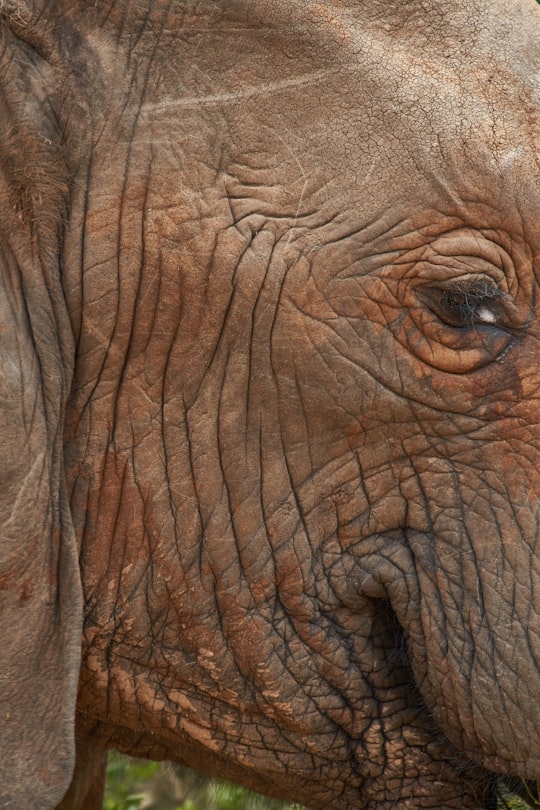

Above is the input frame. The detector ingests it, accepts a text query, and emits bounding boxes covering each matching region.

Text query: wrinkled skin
[1,0,540,808]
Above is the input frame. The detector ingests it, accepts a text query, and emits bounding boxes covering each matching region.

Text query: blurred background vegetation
[104,752,305,810]
[104,752,540,809]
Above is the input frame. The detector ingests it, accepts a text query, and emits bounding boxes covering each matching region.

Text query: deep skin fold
[0,1,540,809]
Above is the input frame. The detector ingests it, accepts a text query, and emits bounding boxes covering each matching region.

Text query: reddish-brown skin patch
[1,1,540,809]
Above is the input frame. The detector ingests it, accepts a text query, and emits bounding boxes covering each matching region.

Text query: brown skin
[0,0,540,808]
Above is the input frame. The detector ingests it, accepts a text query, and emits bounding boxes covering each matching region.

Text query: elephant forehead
[4,2,540,204]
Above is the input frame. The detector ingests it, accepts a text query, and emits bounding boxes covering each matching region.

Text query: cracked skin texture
[0,0,540,808]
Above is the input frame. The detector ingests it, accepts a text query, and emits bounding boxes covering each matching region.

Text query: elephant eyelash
[421,279,506,328]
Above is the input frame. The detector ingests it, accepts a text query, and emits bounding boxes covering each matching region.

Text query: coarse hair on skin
[0,119,69,236]
[0,15,70,253]
[0,0,58,64]
[0,0,32,27]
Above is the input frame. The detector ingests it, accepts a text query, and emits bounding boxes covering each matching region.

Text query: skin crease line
[140,68,343,113]
[1,1,540,808]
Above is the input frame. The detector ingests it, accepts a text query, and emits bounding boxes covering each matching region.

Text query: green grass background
[104,752,538,809]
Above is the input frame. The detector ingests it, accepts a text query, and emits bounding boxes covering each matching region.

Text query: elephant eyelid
[419,279,510,329]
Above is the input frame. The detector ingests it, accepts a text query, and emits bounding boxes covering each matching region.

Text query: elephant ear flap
[0,241,83,807]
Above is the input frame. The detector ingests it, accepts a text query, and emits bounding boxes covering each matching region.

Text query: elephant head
[1,0,540,808]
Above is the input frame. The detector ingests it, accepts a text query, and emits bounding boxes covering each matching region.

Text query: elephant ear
[0,15,83,808]
[0,211,83,806]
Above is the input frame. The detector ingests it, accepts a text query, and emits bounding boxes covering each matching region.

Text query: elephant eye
[421,279,507,328]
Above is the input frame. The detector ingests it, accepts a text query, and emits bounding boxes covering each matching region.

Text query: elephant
[0,0,540,807]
